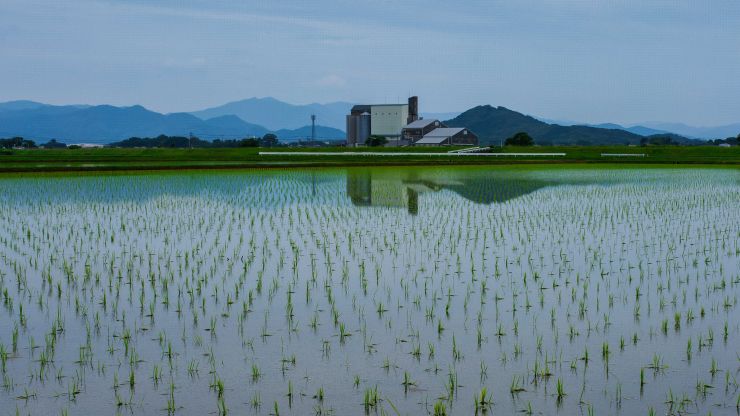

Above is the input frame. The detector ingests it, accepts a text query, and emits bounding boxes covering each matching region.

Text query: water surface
[0,166,738,415]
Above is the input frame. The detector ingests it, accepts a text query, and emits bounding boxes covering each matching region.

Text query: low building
[402,119,444,142]
[414,127,478,146]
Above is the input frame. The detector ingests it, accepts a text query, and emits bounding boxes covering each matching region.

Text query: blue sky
[1,0,739,125]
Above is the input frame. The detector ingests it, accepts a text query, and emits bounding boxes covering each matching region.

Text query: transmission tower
[311,114,316,141]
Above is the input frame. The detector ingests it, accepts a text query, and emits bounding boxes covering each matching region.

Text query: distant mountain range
[444,106,700,146]
[634,122,740,140]
[536,117,740,140]
[0,100,344,144]
[535,117,672,136]
[190,97,461,131]
[1,98,737,145]
[587,123,671,137]
[191,97,352,131]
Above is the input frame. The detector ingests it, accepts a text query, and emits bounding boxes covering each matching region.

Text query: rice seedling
[556,378,566,401]
[313,386,324,402]
[363,386,379,412]
[217,396,229,416]
[401,371,415,391]
[166,381,176,414]
[473,386,493,413]
[250,392,261,409]
[251,363,261,382]
[510,375,526,394]
[432,400,447,416]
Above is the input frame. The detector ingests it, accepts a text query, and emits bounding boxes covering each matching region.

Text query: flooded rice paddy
[0,166,738,416]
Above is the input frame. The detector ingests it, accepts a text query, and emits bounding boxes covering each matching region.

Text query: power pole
[189,132,193,149]
[311,115,316,142]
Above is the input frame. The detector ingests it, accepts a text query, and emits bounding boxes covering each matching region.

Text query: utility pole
[189,132,193,150]
[311,115,316,142]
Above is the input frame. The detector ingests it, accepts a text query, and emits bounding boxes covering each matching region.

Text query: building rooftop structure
[415,128,466,144]
[422,127,466,137]
[353,104,405,111]
[350,105,372,114]
[414,127,477,146]
[404,119,438,129]
[414,137,450,145]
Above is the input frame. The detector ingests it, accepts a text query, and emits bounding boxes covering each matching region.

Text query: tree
[0,137,36,149]
[239,138,260,147]
[365,135,388,147]
[641,135,678,146]
[505,132,534,146]
[41,139,67,149]
[260,133,279,148]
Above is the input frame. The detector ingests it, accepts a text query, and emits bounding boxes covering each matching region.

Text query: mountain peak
[446,105,648,146]
[0,100,48,112]
[190,97,351,130]
[206,114,244,122]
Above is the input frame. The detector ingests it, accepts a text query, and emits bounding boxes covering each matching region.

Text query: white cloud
[315,74,347,88]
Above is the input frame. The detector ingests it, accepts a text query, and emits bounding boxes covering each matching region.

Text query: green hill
[444,105,696,146]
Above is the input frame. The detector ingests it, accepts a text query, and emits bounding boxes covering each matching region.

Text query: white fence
[447,147,491,154]
[259,152,567,157]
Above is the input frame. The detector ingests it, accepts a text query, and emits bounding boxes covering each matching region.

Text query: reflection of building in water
[346,170,552,214]
[347,172,421,214]
[346,172,372,206]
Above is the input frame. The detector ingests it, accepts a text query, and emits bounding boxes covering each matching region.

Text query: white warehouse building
[370,104,409,140]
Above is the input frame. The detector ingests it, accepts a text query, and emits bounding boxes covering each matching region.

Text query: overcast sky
[1,0,739,125]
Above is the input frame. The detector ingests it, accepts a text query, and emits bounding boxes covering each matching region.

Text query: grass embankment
[0,145,738,172]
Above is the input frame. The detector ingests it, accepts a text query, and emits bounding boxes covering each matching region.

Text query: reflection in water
[346,169,552,214]
[347,171,424,214]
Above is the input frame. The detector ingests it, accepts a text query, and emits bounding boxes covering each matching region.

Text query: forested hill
[444,105,698,145]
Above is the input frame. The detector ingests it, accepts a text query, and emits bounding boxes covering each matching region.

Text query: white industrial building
[370,105,409,140]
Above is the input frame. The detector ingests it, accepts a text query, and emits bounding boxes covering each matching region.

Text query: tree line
[0,137,39,149]
[706,134,739,146]
[498,132,740,147]
[109,134,280,148]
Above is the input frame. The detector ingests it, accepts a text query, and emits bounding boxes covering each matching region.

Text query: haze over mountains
[633,122,740,140]
[538,118,740,140]
[191,98,462,132]
[191,97,351,131]
[0,100,345,144]
[0,97,735,145]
